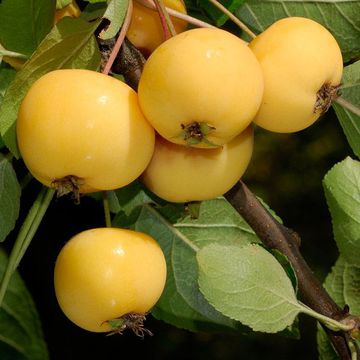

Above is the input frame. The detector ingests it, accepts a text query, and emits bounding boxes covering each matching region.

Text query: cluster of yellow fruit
[15,4,344,334]
[16,15,343,204]
[137,17,343,202]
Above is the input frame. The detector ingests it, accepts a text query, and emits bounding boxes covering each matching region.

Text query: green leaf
[199,0,245,27]
[343,263,360,314]
[112,181,159,228]
[270,249,298,293]
[172,197,260,245]
[324,257,347,307]
[80,2,107,22]
[323,157,360,266]
[317,324,339,360]
[324,257,360,314]
[0,0,55,57]
[333,61,360,159]
[0,63,16,106]
[197,243,302,333]
[0,17,101,157]
[0,156,20,242]
[151,263,222,332]
[317,257,360,360]
[56,0,72,9]
[0,249,49,360]
[99,0,129,40]
[135,203,243,331]
[134,198,260,331]
[236,0,360,61]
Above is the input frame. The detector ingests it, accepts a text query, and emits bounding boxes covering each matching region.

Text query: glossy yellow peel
[17,69,155,193]
[249,17,343,133]
[138,28,264,147]
[142,126,254,202]
[54,228,167,332]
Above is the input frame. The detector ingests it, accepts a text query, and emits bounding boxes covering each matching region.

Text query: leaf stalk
[334,97,360,117]
[206,0,256,39]
[135,0,216,29]
[153,0,177,38]
[102,0,134,75]
[0,187,54,306]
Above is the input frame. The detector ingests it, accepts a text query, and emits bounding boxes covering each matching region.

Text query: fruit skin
[142,126,254,202]
[54,0,81,23]
[127,0,187,55]
[54,228,167,332]
[17,69,155,193]
[138,28,263,148]
[249,17,343,133]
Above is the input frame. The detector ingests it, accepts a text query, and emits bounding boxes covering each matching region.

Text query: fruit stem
[206,0,256,39]
[334,97,360,117]
[102,0,134,75]
[136,0,216,29]
[102,191,112,227]
[0,187,55,307]
[153,0,177,38]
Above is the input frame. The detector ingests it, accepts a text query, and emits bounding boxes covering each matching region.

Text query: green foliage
[317,257,360,359]
[333,61,360,159]
[112,181,159,228]
[270,249,298,293]
[199,0,245,26]
[99,0,130,40]
[0,17,101,157]
[56,0,72,9]
[0,156,20,243]
[134,202,244,331]
[317,325,339,360]
[0,63,15,105]
[325,257,360,314]
[197,243,302,333]
[323,157,360,266]
[0,0,55,57]
[130,197,300,337]
[235,0,360,61]
[0,249,49,360]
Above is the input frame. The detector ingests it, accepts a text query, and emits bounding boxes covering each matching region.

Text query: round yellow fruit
[138,28,263,148]
[54,228,167,332]
[249,17,343,133]
[127,0,187,55]
[17,69,155,193]
[142,126,254,202]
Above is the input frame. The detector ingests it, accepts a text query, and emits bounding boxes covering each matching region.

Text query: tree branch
[225,181,352,360]
[101,35,355,360]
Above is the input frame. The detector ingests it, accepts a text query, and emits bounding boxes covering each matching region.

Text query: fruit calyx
[179,121,217,146]
[51,175,84,204]
[107,313,153,337]
[314,83,340,114]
